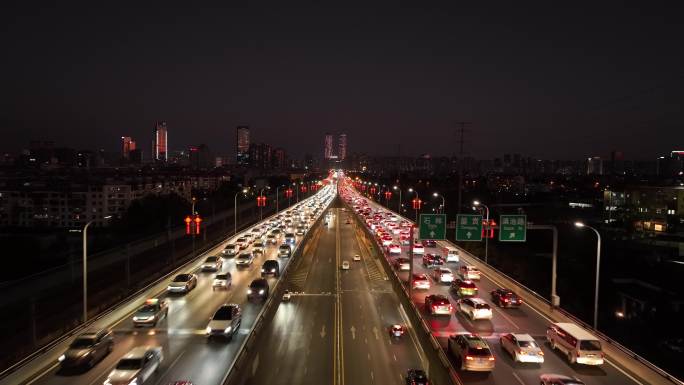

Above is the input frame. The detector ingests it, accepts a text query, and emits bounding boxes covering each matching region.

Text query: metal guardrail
[0,192,319,383]
[221,193,335,385]
[364,197,683,385]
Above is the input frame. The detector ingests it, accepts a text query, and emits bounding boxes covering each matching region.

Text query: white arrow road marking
[320,325,326,338]
[373,326,380,340]
[350,325,356,339]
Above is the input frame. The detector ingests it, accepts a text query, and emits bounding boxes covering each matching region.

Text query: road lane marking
[154,349,185,385]
[493,306,521,330]
[512,371,525,385]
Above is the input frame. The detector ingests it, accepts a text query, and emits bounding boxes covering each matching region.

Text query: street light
[473,200,490,264]
[80,215,112,323]
[575,221,602,330]
[234,188,249,235]
[408,188,420,222]
[393,185,402,214]
[433,192,445,214]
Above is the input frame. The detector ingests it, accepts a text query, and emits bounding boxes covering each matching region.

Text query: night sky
[1,3,683,160]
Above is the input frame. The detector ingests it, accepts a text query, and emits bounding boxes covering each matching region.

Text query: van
[546,322,604,365]
[445,247,459,263]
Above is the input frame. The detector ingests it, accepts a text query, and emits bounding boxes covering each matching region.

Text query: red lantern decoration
[412,198,422,210]
[370,187,376,195]
[384,191,392,200]
[184,215,192,235]
[285,188,293,198]
[193,215,202,234]
[301,185,307,193]
[257,196,267,207]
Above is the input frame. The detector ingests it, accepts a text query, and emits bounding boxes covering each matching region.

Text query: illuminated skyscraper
[152,121,168,161]
[236,126,250,165]
[324,133,334,160]
[338,133,347,161]
[121,136,136,159]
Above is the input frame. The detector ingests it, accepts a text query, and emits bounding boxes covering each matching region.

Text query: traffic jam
[339,177,606,385]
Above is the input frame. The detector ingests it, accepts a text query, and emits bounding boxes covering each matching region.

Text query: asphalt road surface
[237,204,450,385]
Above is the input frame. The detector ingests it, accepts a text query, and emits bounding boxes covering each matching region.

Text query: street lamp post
[234,188,248,235]
[473,200,490,264]
[575,222,602,330]
[528,224,560,307]
[393,186,402,214]
[258,187,269,221]
[409,188,420,222]
[433,192,445,214]
[80,215,112,323]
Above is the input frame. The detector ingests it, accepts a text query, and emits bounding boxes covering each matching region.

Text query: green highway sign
[499,215,527,242]
[456,214,483,241]
[418,214,447,240]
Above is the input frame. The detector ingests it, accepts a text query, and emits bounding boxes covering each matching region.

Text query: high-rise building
[152,121,168,161]
[249,143,272,169]
[121,136,136,159]
[338,134,347,161]
[273,148,286,169]
[324,133,334,160]
[236,126,250,165]
[587,156,603,175]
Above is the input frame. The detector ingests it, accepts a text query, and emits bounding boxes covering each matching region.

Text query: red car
[490,288,523,308]
[389,324,406,338]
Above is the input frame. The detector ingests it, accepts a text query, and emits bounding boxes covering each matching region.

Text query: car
[422,254,444,268]
[412,274,431,290]
[235,252,254,267]
[167,273,197,294]
[247,278,269,301]
[261,259,280,277]
[412,243,425,254]
[341,261,350,270]
[206,304,242,340]
[252,242,265,254]
[282,290,292,302]
[425,294,452,315]
[266,234,278,244]
[432,267,454,283]
[457,298,493,320]
[448,333,495,372]
[381,235,393,246]
[58,328,113,370]
[132,298,169,327]
[445,248,459,262]
[235,237,249,249]
[500,333,544,363]
[405,369,429,385]
[222,243,238,256]
[284,233,296,245]
[201,255,223,271]
[459,265,481,280]
[353,254,361,261]
[400,235,411,245]
[278,244,292,258]
[212,272,232,290]
[539,374,585,385]
[546,322,604,365]
[104,346,163,385]
[388,243,402,254]
[389,324,406,338]
[421,239,437,248]
[270,229,282,238]
[451,279,478,297]
[490,288,522,308]
[394,257,410,271]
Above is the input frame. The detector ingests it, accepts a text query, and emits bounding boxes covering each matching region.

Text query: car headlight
[128,377,138,385]
[271,268,276,272]
[261,268,265,272]
[58,354,65,362]
[259,289,265,295]
[225,326,232,333]
[206,326,212,334]
[167,286,173,290]
[247,289,252,294]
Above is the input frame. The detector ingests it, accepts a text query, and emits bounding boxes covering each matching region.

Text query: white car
[222,244,238,256]
[500,333,544,363]
[412,243,425,254]
[252,242,265,254]
[432,267,454,284]
[341,261,350,270]
[388,243,402,254]
[445,248,459,263]
[104,346,163,385]
[205,304,242,340]
[353,254,361,261]
[460,265,481,280]
[458,298,493,320]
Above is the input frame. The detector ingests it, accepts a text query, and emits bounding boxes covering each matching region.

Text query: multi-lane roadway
[232,202,452,385]
[14,186,334,385]
[342,181,650,385]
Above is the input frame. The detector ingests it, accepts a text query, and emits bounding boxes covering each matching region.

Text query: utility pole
[455,122,471,215]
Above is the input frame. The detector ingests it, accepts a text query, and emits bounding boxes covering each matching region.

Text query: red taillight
[465,355,474,361]
[432,305,438,310]
[576,351,581,357]
[503,298,509,302]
